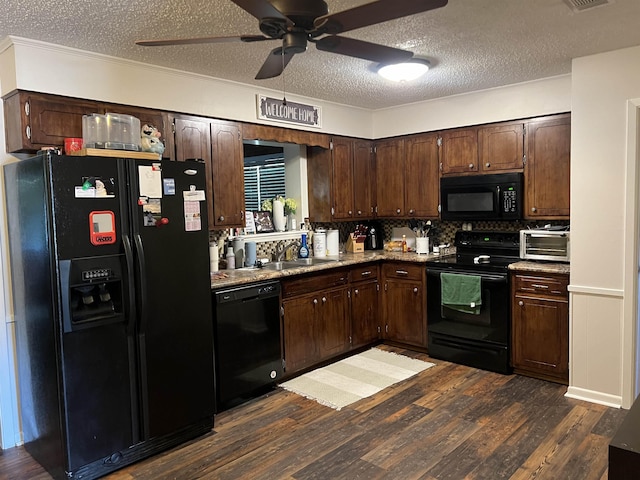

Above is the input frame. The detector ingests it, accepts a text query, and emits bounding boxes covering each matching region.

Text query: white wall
[566,44,640,409]
[372,75,572,138]
[3,36,373,139]
[0,65,21,448]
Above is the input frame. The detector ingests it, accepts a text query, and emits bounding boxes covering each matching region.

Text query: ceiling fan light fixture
[377,59,430,82]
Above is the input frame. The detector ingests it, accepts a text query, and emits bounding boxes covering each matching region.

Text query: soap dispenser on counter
[299,233,309,258]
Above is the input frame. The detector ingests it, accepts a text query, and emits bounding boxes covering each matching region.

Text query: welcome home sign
[257,95,322,128]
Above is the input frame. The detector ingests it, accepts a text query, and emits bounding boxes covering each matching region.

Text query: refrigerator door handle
[134,233,149,334]
[123,234,137,334]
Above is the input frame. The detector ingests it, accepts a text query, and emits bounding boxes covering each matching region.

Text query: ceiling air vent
[563,0,611,12]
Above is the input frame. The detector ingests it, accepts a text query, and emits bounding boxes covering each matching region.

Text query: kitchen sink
[262,257,340,271]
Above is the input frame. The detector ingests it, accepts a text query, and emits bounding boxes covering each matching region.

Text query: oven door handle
[426,269,507,283]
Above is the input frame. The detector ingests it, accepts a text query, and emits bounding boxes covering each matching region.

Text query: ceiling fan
[136,0,448,79]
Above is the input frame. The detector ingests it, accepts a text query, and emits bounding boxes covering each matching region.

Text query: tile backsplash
[210,218,568,261]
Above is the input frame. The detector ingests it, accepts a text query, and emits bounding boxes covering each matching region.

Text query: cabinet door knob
[348,210,353,215]
[485,162,491,168]
[357,210,362,215]
[354,289,359,295]
[313,299,318,305]
[409,209,414,214]
[531,207,537,212]
[322,296,327,303]
[469,163,474,169]
[413,287,418,293]
[518,300,524,306]
[396,208,401,214]
[218,215,225,222]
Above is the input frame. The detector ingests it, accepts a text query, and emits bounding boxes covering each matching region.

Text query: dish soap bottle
[402,235,407,253]
[299,233,309,258]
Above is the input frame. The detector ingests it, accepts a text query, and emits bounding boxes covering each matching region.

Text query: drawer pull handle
[396,270,409,275]
[361,271,372,276]
[532,284,549,289]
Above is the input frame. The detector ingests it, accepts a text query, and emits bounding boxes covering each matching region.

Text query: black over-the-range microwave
[440,172,523,221]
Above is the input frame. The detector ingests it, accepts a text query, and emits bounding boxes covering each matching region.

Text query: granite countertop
[509,261,570,275]
[211,252,571,290]
[210,250,442,290]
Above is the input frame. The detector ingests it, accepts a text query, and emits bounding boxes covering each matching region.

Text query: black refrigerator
[4,152,215,480]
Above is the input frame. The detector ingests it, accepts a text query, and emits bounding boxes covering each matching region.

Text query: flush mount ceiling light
[377,59,431,82]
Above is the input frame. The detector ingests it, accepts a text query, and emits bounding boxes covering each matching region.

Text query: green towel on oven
[440,272,482,315]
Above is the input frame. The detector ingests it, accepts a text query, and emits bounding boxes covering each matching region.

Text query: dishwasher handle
[214,281,281,304]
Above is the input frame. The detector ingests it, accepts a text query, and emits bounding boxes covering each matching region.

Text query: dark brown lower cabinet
[511,272,569,384]
[382,263,427,348]
[282,293,318,374]
[281,270,350,376]
[350,264,380,349]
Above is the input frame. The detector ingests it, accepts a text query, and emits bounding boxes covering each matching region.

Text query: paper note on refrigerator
[138,165,162,198]
[184,201,202,231]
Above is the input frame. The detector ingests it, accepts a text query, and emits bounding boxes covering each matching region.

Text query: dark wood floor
[0,345,628,480]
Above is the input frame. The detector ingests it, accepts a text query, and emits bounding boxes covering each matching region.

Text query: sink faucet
[275,240,300,262]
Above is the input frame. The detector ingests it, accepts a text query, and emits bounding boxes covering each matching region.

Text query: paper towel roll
[209,244,219,272]
[313,229,326,257]
[326,229,339,256]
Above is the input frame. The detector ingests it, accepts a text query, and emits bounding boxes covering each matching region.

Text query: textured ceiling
[2,0,640,109]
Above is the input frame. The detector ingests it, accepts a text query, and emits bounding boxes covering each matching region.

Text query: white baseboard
[565,386,623,408]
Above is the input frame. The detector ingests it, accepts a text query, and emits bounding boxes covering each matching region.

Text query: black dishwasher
[213,281,283,411]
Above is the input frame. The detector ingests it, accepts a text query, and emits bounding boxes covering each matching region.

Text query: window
[244,145,285,212]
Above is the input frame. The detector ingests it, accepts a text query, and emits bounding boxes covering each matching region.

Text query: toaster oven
[520,229,570,262]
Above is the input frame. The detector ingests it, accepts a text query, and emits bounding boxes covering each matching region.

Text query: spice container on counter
[402,235,408,253]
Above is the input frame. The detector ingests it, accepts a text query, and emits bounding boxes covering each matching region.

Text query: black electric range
[425,230,521,374]
[425,230,521,274]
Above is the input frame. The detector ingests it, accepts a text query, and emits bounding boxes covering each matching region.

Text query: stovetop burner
[426,231,520,273]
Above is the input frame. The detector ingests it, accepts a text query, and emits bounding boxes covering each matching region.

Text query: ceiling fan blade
[231,0,292,25]
[255,48,295,79]
[136,35,271,47]
[314,0,448,35]
[315,36,413,64]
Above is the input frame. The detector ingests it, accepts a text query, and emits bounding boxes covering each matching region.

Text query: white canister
[326,229,339,256]
[232,237,245,268]
[415,237,429,254]
[313,229,327,257]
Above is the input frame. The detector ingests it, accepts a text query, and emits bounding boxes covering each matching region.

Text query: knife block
[346,233,364,253]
